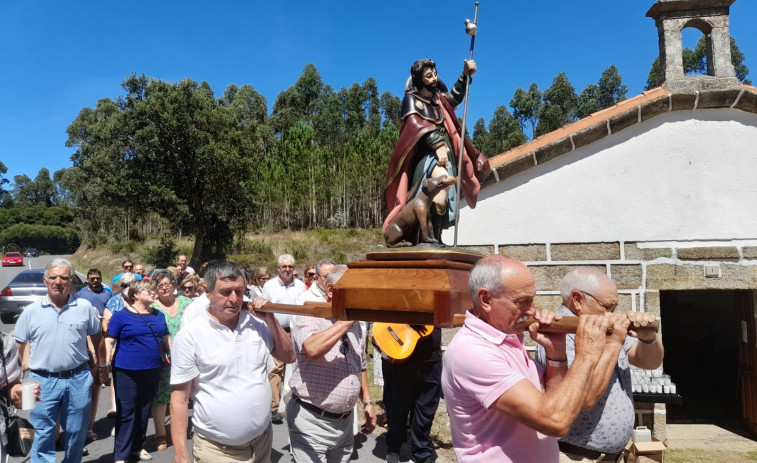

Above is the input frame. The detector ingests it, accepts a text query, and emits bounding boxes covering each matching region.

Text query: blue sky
[1,0,755,182]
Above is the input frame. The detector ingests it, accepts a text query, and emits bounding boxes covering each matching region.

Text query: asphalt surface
[0,256,400,463]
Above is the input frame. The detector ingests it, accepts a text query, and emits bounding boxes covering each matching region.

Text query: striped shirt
[289,316,366,413]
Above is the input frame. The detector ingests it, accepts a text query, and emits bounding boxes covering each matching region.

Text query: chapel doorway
[659,290,749,434]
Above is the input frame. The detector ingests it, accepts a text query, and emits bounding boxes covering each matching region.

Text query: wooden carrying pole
[256,302,659,336]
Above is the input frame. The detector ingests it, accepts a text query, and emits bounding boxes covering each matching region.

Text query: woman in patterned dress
[148,270,191,451]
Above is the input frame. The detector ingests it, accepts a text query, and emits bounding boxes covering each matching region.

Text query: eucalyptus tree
[535,73,578,137]
[510,83,542,139]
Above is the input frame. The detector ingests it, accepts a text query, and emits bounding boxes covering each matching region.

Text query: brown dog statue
[384,175,457,248]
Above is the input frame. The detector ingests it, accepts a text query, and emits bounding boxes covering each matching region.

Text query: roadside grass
[71,228,384,281]
[665,448,757,462]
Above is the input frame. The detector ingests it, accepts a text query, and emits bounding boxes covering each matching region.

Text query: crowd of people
[6,250,664,463]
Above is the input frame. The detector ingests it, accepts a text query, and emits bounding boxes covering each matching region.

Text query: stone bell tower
[647,0,740,91]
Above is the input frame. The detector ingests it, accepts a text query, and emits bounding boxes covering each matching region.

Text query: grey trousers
[286,399,354,463]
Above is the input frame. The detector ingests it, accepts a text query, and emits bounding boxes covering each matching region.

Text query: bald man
[442,256,629,463]
[535,268,663,462]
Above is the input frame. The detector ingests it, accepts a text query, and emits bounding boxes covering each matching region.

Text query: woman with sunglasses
[249,266,272,298]
[178,274,201,299]
[147,270,191,451]
[105,280,169,463]
[303,265,316,289]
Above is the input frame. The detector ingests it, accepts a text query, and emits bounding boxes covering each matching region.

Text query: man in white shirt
[170,261,295,463]
[262,254,306,424]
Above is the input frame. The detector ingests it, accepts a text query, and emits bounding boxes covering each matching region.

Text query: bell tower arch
[647,0,740,91]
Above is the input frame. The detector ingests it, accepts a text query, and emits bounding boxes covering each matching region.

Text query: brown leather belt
[294,395,351,420]
[558,441,622,462]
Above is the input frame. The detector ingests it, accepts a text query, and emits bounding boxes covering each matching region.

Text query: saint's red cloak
[382,94,491,232]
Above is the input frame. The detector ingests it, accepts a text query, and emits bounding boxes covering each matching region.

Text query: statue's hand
[436,146,449,168]
[463,60,477,77]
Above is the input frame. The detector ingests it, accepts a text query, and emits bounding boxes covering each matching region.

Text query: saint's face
[421,67,438,90]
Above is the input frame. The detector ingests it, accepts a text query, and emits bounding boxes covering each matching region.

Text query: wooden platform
[329,248,483,327]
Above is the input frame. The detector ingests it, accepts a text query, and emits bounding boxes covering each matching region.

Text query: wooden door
[737,290,757,436]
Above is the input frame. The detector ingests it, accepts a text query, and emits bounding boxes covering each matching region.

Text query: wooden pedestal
[330,248,483,327]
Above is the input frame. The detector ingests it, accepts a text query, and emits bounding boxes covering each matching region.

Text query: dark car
[1,252,24,267]
[0,269,85,323]
[24,248,39,257]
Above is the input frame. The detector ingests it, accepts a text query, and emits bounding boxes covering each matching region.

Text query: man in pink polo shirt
[442,256,628,463]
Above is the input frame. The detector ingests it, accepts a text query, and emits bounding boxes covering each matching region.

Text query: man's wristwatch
[546,358,568,368]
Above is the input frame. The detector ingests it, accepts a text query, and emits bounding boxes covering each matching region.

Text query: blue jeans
[29,369,93,463]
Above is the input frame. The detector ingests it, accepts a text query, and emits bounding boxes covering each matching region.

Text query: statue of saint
[383,59,491,245]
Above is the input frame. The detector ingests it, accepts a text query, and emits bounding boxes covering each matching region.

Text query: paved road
[0,256,402,463]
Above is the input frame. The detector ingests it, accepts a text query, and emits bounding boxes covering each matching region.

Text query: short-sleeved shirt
[171,310,274,446]
[107,308,168,370]
[289,316,366,413]
[106,294,126,314]
[14,295,102,372]
[179,293,210,330]
[75,286,113,315]
[262,277,306,329]
[535,305,637,454]
[442,310,558,463]
[0,332,21,436]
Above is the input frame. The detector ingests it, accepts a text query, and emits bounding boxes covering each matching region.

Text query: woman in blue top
[105,280,170,463]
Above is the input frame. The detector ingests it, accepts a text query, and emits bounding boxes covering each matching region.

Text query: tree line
[1,37,749,263]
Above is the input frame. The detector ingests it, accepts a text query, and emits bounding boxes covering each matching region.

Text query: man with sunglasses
[76,269,113,313]
[285,265,376,462]
[110,260,143,287]
[535,268,664,463]
[75,269,113,443]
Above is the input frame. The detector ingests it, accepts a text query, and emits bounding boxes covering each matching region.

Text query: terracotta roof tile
[484,86,757,189]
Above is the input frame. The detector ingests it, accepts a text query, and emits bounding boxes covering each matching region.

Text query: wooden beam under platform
[256,247,483,327]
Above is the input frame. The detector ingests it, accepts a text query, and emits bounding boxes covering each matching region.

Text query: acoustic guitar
[372,323,434,362]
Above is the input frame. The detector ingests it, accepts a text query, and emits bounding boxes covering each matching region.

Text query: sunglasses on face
[182,285,195,291]
[306,272,316,277]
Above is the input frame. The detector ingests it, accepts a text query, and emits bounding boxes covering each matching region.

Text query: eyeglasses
[306,272,316,277]
[339,334,349,355]
[580,291,617,312]
[279,265,295,269]
[258,276,270,282]
[182,285,195,291]
[157,283,173,290]
[123,265,133,270]
[88,277,102,281]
